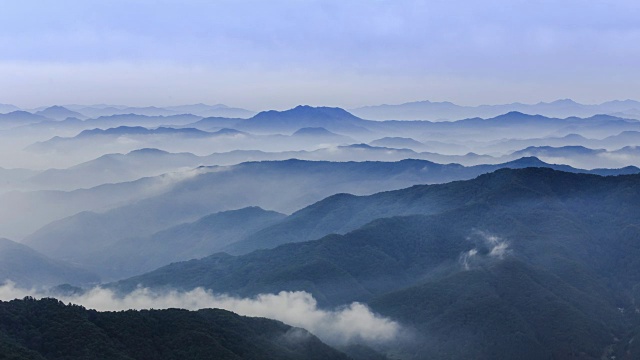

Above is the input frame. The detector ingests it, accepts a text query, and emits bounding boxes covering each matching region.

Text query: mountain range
[111,167,640,359]
[87,207,286,278]
[22,104,256,119]
[6,99,640,122]
[5,100,640,359]
[351,98,640,120]
[17,158,638,281]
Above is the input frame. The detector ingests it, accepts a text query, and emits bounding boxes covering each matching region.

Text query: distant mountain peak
[504,156,549,167]
[370,137,425,148]
[292,127,340,136]
[35,105,86,120]
[212,128,246,135]
[343,143,376,149]
[5,110,39,117]
[253,105,360,120]
[127,148,170,155]
[550,99,580,105]
[43,105,69,111]
[490,111,546,120]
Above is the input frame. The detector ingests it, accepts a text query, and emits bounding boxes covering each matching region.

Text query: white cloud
[0,282,400,345]
[459,231,511,270]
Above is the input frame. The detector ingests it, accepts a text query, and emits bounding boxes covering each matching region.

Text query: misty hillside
[0,238,98,288]
[0,170,190,239]
[116,167,640,301]
[26,159,498,276]
[0,167,39,193]
[0,297,350,360]
[27,148,203,190]
[224,158,637,254]
[0,111,52,130]
[112,168,640,359]
[20,158,639,279]
[86,207,286,279]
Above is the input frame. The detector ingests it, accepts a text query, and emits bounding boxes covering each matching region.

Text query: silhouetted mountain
[600,130,640,147]
[35,106,86,121]
[0,238,98,287]
[356,111,640,144]
[292,126,339,136]
[508,145,632,169]
[14,108,640,170]
[351,98,640,120]
[211,128,248,136]
[237,105,373,134]
[481,133,593,153]
[0,298,349,360]
[512,145,602,157]
[199,145,492,167]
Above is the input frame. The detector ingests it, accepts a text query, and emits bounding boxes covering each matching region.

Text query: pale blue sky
[1,0,639,109]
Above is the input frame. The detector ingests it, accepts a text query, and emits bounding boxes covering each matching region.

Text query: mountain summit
[35,105,87,120]
[237,105,370,134]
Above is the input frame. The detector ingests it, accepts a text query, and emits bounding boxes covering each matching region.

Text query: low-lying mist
[0,282,400,346]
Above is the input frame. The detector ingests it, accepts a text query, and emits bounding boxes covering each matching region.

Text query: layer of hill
[112,168,640,359]
[0,297,349,360]
[0,238,98,287]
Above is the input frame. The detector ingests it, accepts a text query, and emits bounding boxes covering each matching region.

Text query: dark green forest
[0,297,350,360]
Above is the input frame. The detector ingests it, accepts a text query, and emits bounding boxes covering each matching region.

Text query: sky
[1,0,639,110]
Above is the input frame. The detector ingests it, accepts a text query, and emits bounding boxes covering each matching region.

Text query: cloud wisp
[459,231,511,270]
[0,282,400,346]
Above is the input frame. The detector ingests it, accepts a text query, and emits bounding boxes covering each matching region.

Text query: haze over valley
[2,99,640,359]
[2,1,640,359]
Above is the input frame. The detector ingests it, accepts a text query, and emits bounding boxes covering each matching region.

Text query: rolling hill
[110,168,640,359]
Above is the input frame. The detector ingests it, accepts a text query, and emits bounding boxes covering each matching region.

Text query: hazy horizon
[2,0,639,109]
[2,98,640,114]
